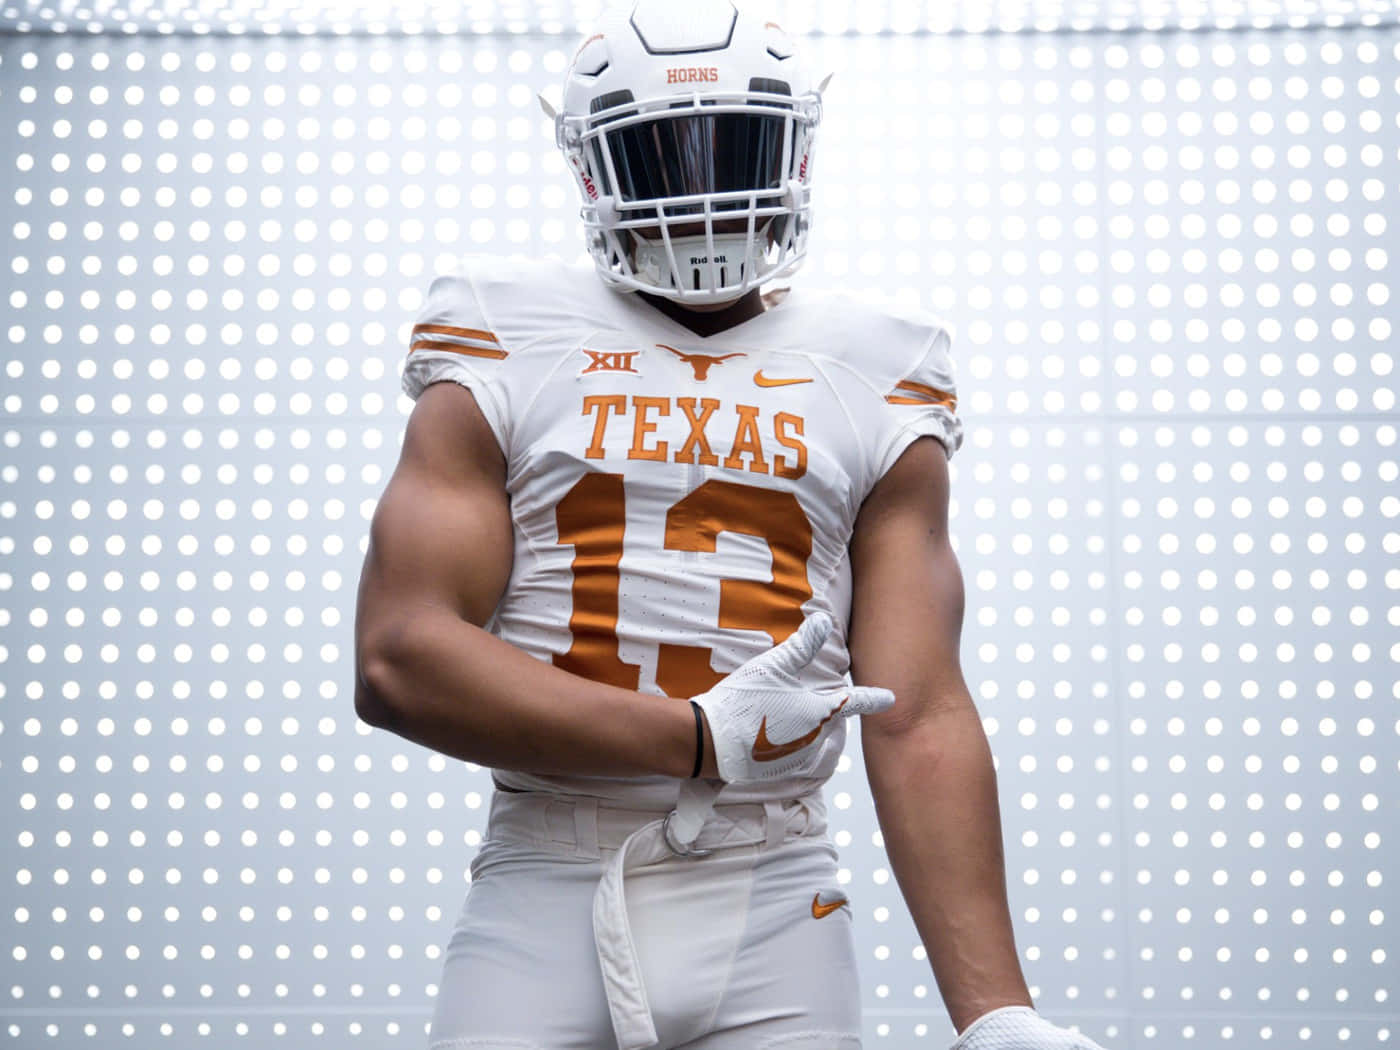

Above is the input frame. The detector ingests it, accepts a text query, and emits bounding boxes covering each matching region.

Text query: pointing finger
[837,686,896,717]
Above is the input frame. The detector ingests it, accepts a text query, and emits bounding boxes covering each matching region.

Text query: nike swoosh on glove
[690,612,895,784]
[950,1007,1110,1050]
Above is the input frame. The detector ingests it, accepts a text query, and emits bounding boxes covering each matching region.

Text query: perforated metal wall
[1,11,1396,1050]
[3,0,1400,36]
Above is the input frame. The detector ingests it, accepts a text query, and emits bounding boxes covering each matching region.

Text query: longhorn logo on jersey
[660,344,745,381]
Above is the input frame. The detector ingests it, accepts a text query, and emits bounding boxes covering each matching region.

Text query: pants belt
[484,788,827,1050]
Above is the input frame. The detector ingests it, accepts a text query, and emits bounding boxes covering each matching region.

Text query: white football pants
[427,786,863,1050]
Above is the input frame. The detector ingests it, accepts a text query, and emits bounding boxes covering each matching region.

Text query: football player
[353,3,1111,1048]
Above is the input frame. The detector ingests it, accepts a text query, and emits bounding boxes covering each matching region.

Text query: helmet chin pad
[632,232,769,304]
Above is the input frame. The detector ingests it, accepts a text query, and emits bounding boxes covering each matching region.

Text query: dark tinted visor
[598,112,788,205]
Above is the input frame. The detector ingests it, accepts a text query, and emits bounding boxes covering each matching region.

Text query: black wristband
[688,700,704,779]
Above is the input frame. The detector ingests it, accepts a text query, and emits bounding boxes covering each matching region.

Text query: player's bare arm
[849,436,1035,1034]
[354,379,715,778]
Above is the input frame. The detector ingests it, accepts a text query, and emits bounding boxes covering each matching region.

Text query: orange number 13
[552,474,814,698]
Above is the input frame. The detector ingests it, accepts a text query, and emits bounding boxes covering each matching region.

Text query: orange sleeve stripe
[885,394,959,409]
[411,339,508,361]
[412,323,501,346]
[895,378,955,400]
[887,379,957,409]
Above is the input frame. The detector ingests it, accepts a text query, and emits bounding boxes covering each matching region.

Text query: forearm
[862,703,1032,1033]
[358,609,717,779]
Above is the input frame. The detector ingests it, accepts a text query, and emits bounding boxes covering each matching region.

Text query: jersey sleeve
[400,267,511,453]
[870,324,963,478]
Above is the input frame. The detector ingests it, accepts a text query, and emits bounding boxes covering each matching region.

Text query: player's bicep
[848,436,971,734]
[355,381,512,669]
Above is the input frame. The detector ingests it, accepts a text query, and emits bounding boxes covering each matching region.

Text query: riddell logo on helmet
[667,67,719,84]
[569,155,599,201]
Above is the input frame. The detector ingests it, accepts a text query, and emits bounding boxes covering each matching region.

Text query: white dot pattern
[1,12,1397,1050]
[1,0,1400,34]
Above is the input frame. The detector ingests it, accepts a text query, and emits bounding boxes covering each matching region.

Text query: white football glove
[950,1007,1109,1050]
[690,612,894,783]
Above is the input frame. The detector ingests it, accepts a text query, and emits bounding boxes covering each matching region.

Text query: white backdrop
[1,3,1397,1047]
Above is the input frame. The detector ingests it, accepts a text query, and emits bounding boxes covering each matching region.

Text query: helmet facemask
[560,83,820,305]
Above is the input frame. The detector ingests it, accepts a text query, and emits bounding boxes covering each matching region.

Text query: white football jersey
[401,256,962,807]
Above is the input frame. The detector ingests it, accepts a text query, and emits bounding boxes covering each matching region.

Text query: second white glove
[950,1006,1109,1050]
[690,612,895,783]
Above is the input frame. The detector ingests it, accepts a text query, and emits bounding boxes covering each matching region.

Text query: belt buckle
[662,810,713,858]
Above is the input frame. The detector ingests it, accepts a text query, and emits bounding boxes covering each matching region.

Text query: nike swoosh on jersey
[750,697,849,762]
[811,893,848,920]
[753,370,813,388]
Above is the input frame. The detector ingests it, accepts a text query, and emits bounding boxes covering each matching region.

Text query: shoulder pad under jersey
[400,260,514,451]
[454,253,630,353]
[799,291,963,476]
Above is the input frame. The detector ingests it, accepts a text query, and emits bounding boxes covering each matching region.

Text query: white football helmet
[549,1,824,305]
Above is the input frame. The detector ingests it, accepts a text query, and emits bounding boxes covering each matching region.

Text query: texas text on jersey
[401,254,963,808]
